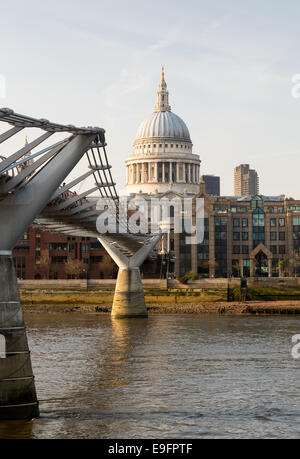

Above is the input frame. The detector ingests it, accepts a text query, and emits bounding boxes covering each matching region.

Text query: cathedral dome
[135,110,191,143]
[126,68,201,196]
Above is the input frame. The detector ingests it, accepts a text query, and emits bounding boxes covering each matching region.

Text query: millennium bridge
[0,108,160,420]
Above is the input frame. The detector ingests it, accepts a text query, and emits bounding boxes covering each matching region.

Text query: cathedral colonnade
[126,160,200,185]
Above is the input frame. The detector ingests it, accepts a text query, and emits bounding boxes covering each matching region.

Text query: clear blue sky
[1,0,300,197]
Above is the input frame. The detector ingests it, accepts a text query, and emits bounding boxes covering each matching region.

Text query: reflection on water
[0,312,300,438]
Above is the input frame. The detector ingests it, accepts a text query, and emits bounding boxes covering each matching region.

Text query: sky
[1,0,300,197]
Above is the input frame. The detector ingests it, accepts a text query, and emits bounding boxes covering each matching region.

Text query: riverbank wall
[18,277,300,310]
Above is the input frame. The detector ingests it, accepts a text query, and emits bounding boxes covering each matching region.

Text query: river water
[0,312,299,439]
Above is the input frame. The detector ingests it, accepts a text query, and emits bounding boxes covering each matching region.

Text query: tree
[276,257,288,277]
[36,250,51,279]
[64,258,86,279]
[98,254,117,278]
[232,260,241,277]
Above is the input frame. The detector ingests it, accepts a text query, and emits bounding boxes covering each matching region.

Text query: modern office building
[234,164,259,196]
[172,183,300,278]
[201,175,220,196]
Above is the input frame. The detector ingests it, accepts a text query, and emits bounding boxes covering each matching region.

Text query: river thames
[0,313,299,439]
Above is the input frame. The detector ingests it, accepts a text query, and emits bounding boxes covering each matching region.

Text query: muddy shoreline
[22,300,300,315]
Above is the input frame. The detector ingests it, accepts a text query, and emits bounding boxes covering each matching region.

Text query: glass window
[251,197,263,209]
[233,246,240,254]
[233,218,240,227]
[242,218,248,227]
[270,246,277,254]
[242,246,249,254]
[233,232,240,241]
[279,245,286,254]
[270,232,277,241]
[270,218,276,227]
[214,205,227,213]
[279,218,285,227]
[253,208,265,227]
[279,232,285,241]
[215,217,227,226]
[293,217,300,225]
[253,233,264,241]
[242,232,248,241]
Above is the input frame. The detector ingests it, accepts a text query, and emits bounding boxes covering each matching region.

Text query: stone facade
[170,186,300,278]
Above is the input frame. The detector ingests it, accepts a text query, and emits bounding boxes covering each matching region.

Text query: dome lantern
[155,66,171,112]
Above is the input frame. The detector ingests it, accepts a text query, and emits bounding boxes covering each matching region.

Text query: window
[233,232,240,241]
[214,205,227,213]
[215,218,227,226]
[279,218,285,227]
[268,207,274,213]
[90,242,103,250]
[270,246,277,254]
[293,217,300,225]
[279,232,285,241]
[253,233,264,241]
[270,232,277,241]
[242,218,248,227]
[233,246,240,254]
[253,208,265,227]
[215,232,227,240]
[242,232,248,241]
[233,218,240,227]
[251,197,263,209]
[82,243,89,252]
[277,207,284,213]
[270,218,276,227]
[50,243,68,251]
[242,246,249,254]
[279,246,286,254]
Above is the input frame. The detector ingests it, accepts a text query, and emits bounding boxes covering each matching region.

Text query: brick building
[12,225,116,280]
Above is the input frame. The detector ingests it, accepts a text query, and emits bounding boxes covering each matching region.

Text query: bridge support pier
[112,267,147,318]
[98,234,161,319]
[0,253,39,420]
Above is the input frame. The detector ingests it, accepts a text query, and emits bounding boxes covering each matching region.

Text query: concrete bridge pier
[98,234,161,319]
[0,253,39,420]
[112,267,147,318]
